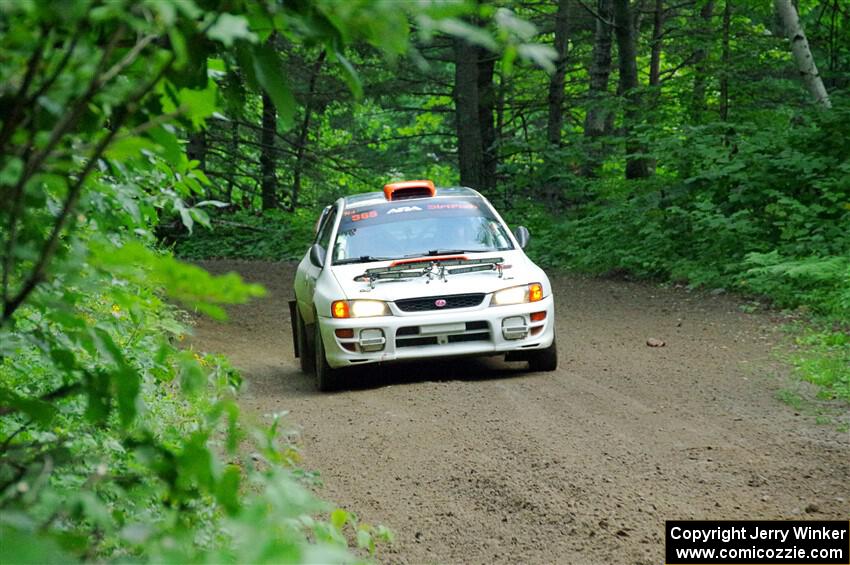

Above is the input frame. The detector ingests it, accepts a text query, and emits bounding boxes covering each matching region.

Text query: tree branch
[0,26,49,154]
[2,52,175,324]
[0,383,83,418]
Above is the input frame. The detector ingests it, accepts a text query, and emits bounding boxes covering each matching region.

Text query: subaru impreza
[290,180,557,390]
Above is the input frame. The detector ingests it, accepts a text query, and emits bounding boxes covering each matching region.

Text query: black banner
[666,520,849,564]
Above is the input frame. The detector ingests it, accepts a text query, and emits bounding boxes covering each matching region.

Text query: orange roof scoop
[383,179,436,201]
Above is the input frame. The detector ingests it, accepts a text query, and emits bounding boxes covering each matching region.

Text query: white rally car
[290,180,557,390]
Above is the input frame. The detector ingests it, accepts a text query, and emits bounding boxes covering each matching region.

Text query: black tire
[296,307,314,374]
[314,322,341,391]
[527,337,558,372]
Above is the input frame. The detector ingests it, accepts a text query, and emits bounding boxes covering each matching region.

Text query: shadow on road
[255,356,533,397]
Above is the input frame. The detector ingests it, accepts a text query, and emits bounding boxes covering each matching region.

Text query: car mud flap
[288,300,299,358]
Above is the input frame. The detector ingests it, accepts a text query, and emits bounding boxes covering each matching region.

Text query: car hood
[330,251,539,302]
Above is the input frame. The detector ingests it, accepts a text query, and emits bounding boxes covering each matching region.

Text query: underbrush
[0,253,391,562]
[168,209,316,261]
[790,327,850,404]
[506,102,850,405]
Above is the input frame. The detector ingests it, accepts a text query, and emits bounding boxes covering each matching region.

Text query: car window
[316,206,337,251]
[313,205,331,236]
[332,197,513,262]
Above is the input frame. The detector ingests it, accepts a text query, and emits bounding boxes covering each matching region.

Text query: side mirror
[309,244,326,268]
[513,226,530,249]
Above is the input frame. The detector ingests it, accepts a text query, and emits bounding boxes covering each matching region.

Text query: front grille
[395,293,485,312]
[395,321,491,348]
[397,336,438,348]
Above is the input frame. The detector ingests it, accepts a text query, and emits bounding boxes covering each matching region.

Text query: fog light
[502,316,528,340]
[359,328,386,352]
[335,328,354,338]
[530,311,546,322]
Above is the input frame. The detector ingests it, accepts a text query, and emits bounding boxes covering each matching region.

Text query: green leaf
[94,328,140,426]
[495,8,537,41]
[517,43,558,74]
[207,13,258,46]
[216,465,242,515]
[0,527,70,564]
[252,44,296,129]
[84,369,111,423]
[167,27,188,69]
[356,529,373,553]
[428,18,497,51]
[333,50,363,100]
[148,125,183,165]
[0,387,58,425]
[105,136,158,160]
[330,508,349,530]
[177,432,215,490]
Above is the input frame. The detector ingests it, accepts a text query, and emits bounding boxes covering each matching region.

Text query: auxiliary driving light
[502,316,529,340]
[359,329,386,352]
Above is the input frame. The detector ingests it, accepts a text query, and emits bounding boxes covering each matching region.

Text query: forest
[1,0,848,562]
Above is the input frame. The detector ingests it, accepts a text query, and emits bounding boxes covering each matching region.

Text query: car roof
[342,186,483,209]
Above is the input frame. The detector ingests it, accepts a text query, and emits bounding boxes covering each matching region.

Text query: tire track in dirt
[191,260,849,564]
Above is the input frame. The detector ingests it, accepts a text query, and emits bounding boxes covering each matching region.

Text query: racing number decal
[347,210,378,222]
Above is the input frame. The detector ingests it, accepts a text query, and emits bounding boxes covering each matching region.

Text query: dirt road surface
[192,260,849,564]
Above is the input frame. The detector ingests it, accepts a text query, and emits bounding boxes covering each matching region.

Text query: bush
[169,209,317,262]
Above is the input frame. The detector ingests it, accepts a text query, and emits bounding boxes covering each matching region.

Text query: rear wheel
[314,322,341,391]
[527,337,558,372]
[296,307,314,374]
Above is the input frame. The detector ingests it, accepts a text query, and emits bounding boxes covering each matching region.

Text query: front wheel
[314,322,342,391]
[527,337,558,372]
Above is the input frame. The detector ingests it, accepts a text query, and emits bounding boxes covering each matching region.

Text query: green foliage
[170,209,317,261]
[1,0,484,561]
[790,328,850,402]
[500,97,850,404]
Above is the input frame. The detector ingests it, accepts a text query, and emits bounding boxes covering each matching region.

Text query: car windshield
[332,197,514,264]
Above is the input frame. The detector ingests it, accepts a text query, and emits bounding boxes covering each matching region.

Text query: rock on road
[191,260,849,564]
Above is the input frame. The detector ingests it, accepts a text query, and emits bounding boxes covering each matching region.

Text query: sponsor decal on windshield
[339,197,491,229]
[426,202,478,210]
[387,206,422,214]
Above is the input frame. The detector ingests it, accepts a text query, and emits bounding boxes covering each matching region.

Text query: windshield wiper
[334,255,396,265]
[404,249,488,258]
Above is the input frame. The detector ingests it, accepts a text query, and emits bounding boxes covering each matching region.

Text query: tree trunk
[187,131,206,170]
[290,50,326,211]
[648,0,664,88]
[773,0,831,108]
[613,0,650,179]
[453,38,485,190]
[477,48,498,192]
[719,0,731,120]
[547,0,571,146]
[690,0,715,122]
[260,92,277,211]
[226,119,237,205]
[583,0,614,176]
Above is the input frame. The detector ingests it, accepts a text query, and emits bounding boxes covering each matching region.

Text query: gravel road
[191,260,849,564]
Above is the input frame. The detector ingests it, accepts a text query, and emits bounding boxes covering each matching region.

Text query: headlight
[491,283,544,306]
[331,300,390,318]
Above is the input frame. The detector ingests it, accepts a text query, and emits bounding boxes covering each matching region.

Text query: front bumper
[317,295,555,368]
